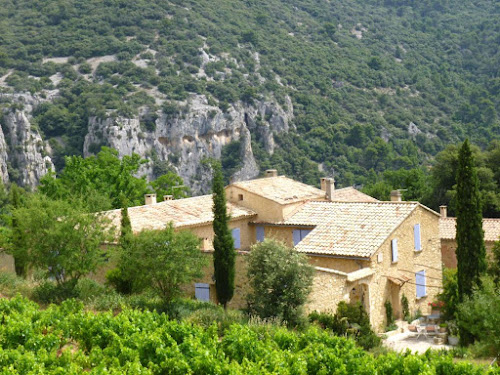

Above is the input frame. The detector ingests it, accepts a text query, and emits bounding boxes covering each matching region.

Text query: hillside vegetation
[0,0,499,185]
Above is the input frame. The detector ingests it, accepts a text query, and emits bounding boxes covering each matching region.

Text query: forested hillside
[0,0,498,190]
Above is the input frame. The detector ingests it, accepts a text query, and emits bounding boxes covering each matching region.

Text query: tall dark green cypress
[211,162,235,308]
[455,139,486,345]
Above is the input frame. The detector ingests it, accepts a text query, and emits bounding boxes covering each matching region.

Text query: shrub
[309,302,381,350]
[457,276,500,357]
[186,307,246,335]
[384,300,394,327]
[401,294,410,322]
[32,280,79,304]
[0,272,31,297]
[105,267,133,295]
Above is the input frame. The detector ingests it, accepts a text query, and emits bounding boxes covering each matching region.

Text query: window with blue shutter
[293,230,301,246]
[256,226,264,242]
[293,229,312,246]
[391,239,398,263]
[232,228,241,249]
[195,283,210,302]
[414,224,421,251]
[416,270,426,298]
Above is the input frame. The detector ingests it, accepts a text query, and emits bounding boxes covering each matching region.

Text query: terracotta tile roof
[330,187,379,202]
[228,176,326,204]
[283,201,419,258]
[104,195,256,234]
[439,217,500,242]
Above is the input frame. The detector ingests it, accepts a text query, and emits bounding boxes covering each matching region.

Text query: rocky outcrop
[84,94,293,194]
[0,127,9,184]
[1,110,54,186]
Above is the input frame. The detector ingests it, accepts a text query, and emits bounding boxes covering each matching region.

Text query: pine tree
[211,161,235,308]
[455,139,486,345]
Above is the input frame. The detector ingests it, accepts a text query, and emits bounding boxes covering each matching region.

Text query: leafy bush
[32,280,79,304]
[105,267,133,295]
[309,302,381,350]
[457,276,500,358]
[439,268,459,321]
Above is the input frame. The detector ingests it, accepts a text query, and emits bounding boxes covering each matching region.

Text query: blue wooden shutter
[414,224,421,251]
[256,226,264,242]
[293,230,301,246]
[416,270,426,298]
[300,229,312,239]
[391,239,398,262]
[232,228,241,249]
[195,283,210,302]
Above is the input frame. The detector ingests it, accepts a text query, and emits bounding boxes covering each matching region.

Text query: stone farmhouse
[439,205,500,268]
[103,170,443,331]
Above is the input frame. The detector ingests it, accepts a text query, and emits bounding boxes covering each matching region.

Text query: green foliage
[150,171,189,199]
[0,272,31,298]
[401,294,410,322]
[309,302,381,350]
[211,161,235,308]
[3,194,112,291]
[186,306,247,336]
[120,224,208,308]
[247,239,314,327]
[7,184,29,278]
[39,147,149,211]
[439,268,459,321]
[0,296,494,374]
[457,276,500,358]
[489,240,500,284]
[456,140,487,308]
[384,300,394,328]
[1,0,499,190]
[456,140,486,347]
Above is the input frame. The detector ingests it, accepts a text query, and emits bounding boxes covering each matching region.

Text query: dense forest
[0,0,499,207]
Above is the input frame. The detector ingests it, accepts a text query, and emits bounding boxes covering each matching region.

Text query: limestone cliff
[84,95,293,194]
[0,93,55,186]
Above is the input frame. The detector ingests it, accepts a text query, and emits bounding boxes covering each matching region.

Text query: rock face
[0,93,55,186]
[84,95,293,194]
[0,110,54,186]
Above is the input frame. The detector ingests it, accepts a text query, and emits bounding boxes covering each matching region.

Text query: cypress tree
[455,139,486,345]
[211,162,235,308]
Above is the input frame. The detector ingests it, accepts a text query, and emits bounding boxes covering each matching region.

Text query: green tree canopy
[39,147,149,211]
[121,224,207,307]
[247,239,314,326]
[3,194,112,288]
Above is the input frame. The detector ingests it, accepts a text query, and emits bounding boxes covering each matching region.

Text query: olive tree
[247,239,314,326]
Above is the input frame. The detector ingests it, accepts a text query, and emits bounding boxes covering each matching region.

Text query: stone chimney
[265,169,278,178]
[390,190,402,202]
[321,177,335,201]
[144,194,157,205]
[440,205,447,218]
[163,195,173,201]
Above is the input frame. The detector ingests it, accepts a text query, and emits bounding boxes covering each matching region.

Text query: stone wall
[368,205,442,331]
[441,239,496,269]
